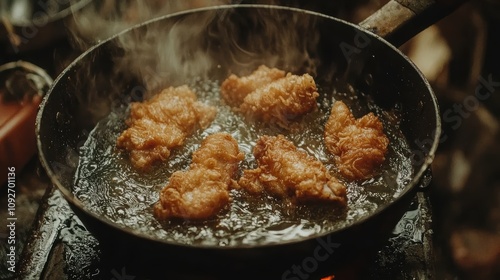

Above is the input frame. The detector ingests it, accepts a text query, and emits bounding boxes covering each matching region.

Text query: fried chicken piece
[154,168,229,221]
[116,85,217,170]
[238,135,347,206]
[239,73,319,129]
[154,133,244,220]
[220,65,319,129]
[190,133,243,184]
[220,65,285,107]
[324,101,389,180]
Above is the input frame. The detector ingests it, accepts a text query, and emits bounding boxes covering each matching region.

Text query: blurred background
[1,0,499,279]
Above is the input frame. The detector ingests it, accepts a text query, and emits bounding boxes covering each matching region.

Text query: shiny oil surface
[73,78,414,246]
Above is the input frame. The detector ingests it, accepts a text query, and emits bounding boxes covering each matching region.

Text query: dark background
[1,0,499,279]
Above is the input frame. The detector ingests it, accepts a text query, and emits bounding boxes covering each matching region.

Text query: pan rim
[36,4,441,250]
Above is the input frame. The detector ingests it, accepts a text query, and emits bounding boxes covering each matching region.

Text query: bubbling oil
[73,78,414,246]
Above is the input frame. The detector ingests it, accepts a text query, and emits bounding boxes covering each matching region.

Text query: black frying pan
[35,2,460,278]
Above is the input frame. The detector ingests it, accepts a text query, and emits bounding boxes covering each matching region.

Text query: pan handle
[359,0,468,47]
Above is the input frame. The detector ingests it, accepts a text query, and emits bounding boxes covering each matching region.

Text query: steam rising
[69,0,230,48]
[112,10,219,91]
[68,2,321,93]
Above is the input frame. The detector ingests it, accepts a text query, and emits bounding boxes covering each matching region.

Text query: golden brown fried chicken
[190,133,243,184]
[154,133,244,220]
[220,65,319,129]
[324,101,389,180]
[154,168,229,221]
[220,65,285,107]
[238,135,347,206]
[239,73,319,129]
[116,85,217,170]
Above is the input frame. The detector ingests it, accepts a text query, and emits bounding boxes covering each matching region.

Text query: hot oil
[73,78,414,246]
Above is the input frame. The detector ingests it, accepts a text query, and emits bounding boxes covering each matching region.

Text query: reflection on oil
[73,78,414,246]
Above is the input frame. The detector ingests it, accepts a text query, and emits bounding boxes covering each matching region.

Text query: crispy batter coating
[116,86,217,170]
[220,65,319,129]
[324,101,389,180]
[220,65,285,107]
[238,135,347,206]
[154,133,244,220]
[239,73,319,129]
[190,133,243,184]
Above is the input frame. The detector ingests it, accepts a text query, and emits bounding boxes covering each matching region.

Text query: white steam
[68,1,321,94]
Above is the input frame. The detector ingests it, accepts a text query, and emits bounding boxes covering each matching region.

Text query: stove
[15,185,435,280]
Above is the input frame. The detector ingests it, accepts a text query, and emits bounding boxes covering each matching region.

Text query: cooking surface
[17,181,435,279]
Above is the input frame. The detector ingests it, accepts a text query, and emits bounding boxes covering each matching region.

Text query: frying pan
[35,1,461,278]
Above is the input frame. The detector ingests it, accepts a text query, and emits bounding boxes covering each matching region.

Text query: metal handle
[359,0,468,47]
